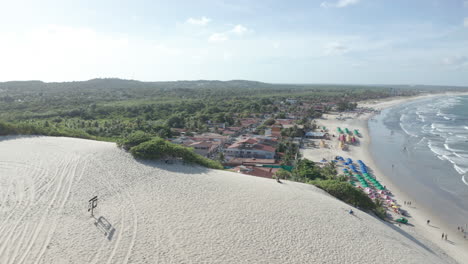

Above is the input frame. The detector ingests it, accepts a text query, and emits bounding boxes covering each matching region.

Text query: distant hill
[0,78,271,91]
[1,78,466,92]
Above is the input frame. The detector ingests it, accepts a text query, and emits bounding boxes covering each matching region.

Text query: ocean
[369,95,468,228]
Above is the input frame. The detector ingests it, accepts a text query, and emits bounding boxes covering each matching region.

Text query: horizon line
[0,78,467,88]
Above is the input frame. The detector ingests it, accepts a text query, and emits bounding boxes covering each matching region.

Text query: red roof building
[232,165,279,179]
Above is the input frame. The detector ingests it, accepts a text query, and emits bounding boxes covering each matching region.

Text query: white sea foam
[427,140,451,157]
[415,111,425,122]
[453,152,468,159]
[400,114,407,122]
[463,175,468,186]
[400,122,418,137]
[435,108,455,121]
[444,143,454,152]
[421,124,431,133]
[416,137,427,145]
[454,164,468,175]
[439,152,468,175]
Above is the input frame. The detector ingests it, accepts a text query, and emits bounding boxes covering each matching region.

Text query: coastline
[363,94,468,264]
[301,92,468,264]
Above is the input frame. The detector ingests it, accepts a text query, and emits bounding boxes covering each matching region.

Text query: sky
[0,0,468,85]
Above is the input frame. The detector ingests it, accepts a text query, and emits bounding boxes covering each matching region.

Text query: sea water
[369,95,468,228]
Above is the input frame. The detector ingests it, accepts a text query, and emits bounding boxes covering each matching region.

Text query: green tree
[274,169,292,180]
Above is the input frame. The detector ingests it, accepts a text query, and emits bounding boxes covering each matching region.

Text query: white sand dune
[0,136,458,263]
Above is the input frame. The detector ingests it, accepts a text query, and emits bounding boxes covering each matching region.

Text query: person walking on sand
[427,219,430,225]
[442,233,444,239]
[445,234,448,240]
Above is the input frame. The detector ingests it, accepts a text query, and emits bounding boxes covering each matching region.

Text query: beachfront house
[231,165,279,178]
[224,138,276,159]
[187,141,221,157]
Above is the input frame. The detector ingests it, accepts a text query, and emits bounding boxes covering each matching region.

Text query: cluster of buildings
[169,100,336,179]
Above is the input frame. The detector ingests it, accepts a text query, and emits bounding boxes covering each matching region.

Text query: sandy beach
[300,92,468,264]
[0,135,460,263]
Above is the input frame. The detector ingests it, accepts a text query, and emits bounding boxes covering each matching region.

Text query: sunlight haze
[0,0,467,85]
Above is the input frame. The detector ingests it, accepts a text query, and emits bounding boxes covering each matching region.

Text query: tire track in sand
[14,157,75,264]
[0,158,67,262]
[90,156,138,264]
[33,156,83,264]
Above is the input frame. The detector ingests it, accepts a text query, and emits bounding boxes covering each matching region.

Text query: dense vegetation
[1,78,464,169]
[116,131,223,169]
[1,79,462,216]
[286,159,386,219]
[129,137,223,169]
[0,79,417,140]
[0,120,97,139]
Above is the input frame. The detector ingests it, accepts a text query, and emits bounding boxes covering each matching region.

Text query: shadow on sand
[385,222,435,255]
[93,216,116,241]
[135,158,213,175]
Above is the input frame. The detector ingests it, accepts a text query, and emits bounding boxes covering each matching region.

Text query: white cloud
[208,33,228,43]
[208,24,251,42]
[325,42,350,55]
[464,1,468,7]
[231,24,248,35]
[321,0,360,8]
[464,17,468,27]
[441,55,468,66]
[186,16,211,26]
